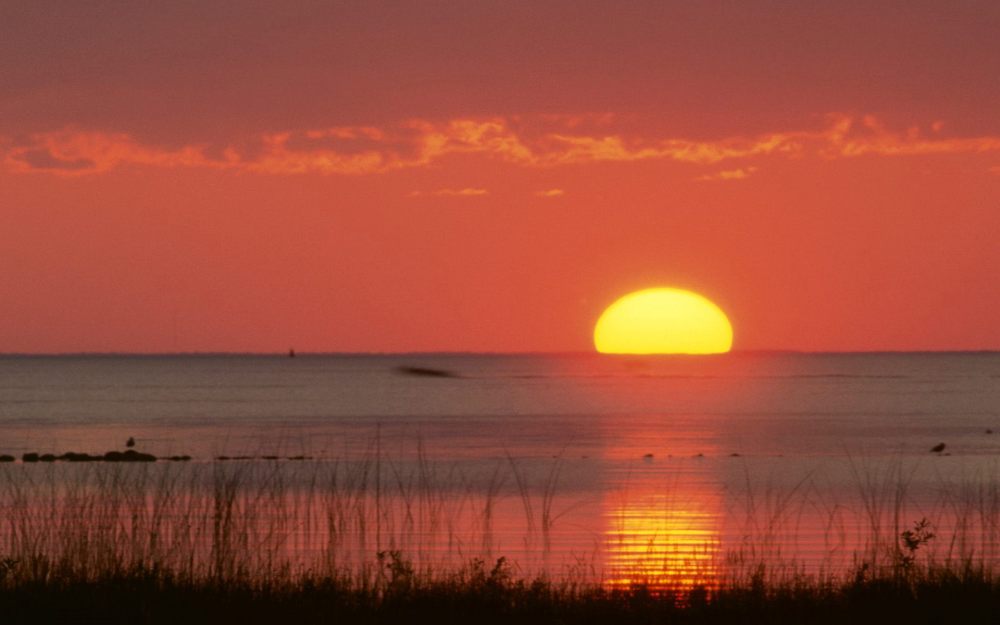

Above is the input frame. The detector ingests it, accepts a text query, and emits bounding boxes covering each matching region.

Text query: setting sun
[594,288,733,354]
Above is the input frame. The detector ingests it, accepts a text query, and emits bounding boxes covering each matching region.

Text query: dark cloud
[12,148,96,172]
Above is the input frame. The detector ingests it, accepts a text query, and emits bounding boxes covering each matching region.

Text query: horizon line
[1,349,998,357]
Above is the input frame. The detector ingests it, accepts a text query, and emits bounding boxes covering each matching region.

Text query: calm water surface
[1,353,999,584]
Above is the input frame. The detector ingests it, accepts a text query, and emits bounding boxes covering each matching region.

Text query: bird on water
[126,437,135,448]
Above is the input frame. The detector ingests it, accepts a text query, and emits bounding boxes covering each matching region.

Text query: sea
[1,353,999,585]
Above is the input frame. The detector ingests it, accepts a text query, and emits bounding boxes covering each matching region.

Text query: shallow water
[1,353,999,584]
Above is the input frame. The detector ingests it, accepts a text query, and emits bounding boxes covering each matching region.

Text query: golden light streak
[696,166,758,182]
[605,491,721,590]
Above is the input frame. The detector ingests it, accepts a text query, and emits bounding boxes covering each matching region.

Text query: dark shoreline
[2,573,998,625]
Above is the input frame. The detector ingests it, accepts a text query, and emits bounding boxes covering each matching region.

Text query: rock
[165,455,192,462]
[58,452,99,462]
[104,450,156,462]
[395,366,458,378]
[0,455,14,462]
[931,443,946,453]
[22,453,39,463]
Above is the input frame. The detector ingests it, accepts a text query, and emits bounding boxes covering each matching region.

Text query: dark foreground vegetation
[4,458,1000,623]
[2,560,1000,625]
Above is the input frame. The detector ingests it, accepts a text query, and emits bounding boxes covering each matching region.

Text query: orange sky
[2,2,999,353]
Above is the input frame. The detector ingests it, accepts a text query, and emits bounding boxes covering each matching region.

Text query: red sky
[2,1,1000,353]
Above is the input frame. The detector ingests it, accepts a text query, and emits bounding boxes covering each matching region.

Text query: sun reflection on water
[604,482,721,590]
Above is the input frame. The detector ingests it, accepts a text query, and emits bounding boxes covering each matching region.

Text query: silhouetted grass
[2,564,1000,625]
[3,455,1000,623]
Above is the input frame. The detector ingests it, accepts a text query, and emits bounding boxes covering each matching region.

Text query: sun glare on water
[594,287,733,354]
